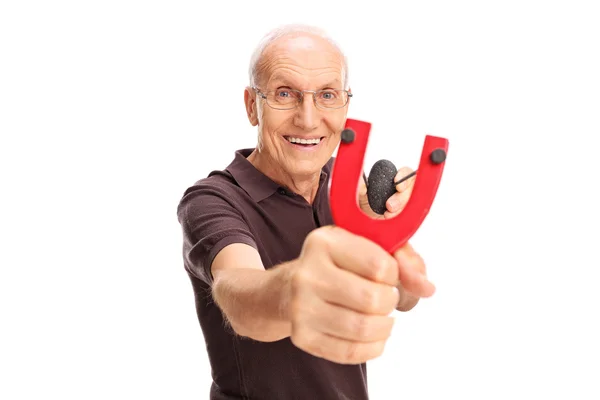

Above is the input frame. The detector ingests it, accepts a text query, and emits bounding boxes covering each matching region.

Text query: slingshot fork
[329,118,449,254]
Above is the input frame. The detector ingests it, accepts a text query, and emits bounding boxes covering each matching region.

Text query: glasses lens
[264,88,349,109]
[315,89,348,108]
[267,88,301,109]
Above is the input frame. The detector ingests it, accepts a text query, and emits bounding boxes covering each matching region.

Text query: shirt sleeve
[177,183,258,286]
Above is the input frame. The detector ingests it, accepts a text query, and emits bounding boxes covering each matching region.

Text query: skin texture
[211,30,434,365]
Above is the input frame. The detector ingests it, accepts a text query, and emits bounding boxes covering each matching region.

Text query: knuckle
[343,341,362,364]
[291,325,308,345]
[369,256,393,282]
[304,228,321,245]
[397,166,414,177]
[291,269,308,291]
[307,227,332,246]
[413,252,426,271]
[304,228,333,255]
[373,341,386,359]
[392,286,401,306]
[295,330,323,356]
[361,287,381,313]
[290,328,308,350]
[350,315,371,340]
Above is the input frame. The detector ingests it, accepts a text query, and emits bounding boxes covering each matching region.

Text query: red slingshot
[329,118,449,254]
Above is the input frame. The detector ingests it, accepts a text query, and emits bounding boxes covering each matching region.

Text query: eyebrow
[318,81,342,89]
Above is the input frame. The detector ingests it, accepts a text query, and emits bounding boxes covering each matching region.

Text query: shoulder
[177,169,244,223]
[178,148,252,208]
[180,169,238,201]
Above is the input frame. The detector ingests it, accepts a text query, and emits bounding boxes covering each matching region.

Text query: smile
[284,136,324,146]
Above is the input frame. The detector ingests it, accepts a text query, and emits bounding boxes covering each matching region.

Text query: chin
[286,158,326,177]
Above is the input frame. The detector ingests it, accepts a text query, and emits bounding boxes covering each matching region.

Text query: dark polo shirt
[177,148,369,400]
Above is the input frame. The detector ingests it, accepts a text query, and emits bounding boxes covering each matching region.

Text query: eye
[274,88,302,99]
[319,90,338,100]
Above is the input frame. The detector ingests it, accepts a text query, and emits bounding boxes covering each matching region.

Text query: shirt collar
[225,148,334,203]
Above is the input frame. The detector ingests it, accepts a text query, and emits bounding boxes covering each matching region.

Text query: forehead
[259,34,344,88]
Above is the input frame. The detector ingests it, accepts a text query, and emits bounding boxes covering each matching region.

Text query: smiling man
[177,24,435,400]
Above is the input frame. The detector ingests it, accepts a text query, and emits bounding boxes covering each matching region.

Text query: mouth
[284,136,325,149]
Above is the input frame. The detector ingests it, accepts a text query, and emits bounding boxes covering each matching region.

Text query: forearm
[212,261,297,342]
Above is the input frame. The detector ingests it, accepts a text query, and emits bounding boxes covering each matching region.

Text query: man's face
[245,34,349,178]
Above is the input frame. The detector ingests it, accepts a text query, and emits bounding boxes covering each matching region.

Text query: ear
[244,87,259,126]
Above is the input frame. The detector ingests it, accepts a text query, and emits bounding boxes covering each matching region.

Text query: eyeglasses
[252,86,352,110]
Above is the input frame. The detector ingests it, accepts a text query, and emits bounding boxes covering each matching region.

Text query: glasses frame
[252,86,352,110]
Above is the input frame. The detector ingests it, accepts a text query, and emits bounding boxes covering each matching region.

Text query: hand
[357,166,433,310]
[358,167,415,219]
[288,226,433,364]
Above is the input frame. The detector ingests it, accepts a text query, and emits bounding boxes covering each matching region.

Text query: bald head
[248,25,349,90]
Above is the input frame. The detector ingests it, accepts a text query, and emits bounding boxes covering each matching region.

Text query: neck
[247,149,320,204]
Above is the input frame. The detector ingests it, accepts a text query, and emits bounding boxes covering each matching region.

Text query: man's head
[244,25,350,180]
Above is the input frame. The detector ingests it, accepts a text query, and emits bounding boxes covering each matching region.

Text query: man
[177,24,435,400]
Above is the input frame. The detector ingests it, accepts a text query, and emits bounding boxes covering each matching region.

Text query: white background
[1,1,599,399]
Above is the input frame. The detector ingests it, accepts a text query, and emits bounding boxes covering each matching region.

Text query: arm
[178,184,295,341]
[210,243,297,342]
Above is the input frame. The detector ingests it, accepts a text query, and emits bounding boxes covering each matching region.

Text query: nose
[293,92,320,131]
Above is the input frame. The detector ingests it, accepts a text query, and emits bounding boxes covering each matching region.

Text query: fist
[288,226,401,364]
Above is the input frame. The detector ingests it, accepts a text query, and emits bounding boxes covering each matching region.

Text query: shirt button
[278,188,287,195]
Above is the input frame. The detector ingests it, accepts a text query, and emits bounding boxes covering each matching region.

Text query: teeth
[287,137,321,144]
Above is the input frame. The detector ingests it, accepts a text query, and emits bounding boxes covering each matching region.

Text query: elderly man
[177,25,435,400]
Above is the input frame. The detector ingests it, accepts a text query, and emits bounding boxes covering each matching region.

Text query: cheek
[262,111,292,139]
[324,112,347,135]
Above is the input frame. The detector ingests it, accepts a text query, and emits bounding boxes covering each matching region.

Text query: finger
[394,167,415,192]
[394,243,435,297]
[306,298,396,342]
[291,327,388,365]
[315,263,401,315]
[318,226,398,285]
[359,193,382,219]
[386,167,415,214]
[385,190,411,214]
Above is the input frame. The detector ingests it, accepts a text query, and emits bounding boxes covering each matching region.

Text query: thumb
[394,243,435,297]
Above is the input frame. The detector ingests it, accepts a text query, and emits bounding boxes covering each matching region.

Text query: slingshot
[329,118,449,254]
